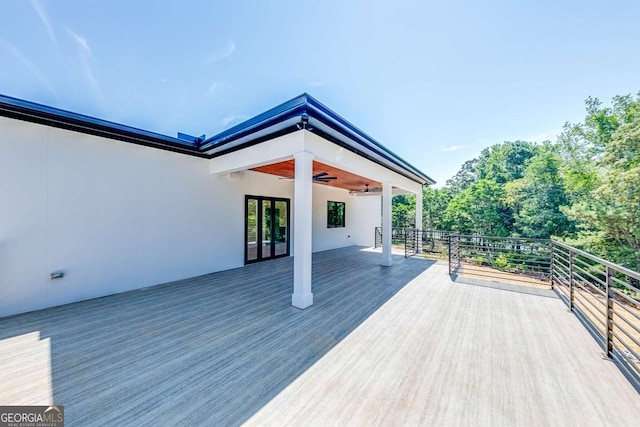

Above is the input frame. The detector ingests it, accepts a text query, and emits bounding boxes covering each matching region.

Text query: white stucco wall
[0,119,295,317]
[311,186,381,252]
[350,195,383,247]
[0,118,384,317]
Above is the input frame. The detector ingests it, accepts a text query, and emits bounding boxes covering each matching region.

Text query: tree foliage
[443,179,509,236]
[392,91,640,270]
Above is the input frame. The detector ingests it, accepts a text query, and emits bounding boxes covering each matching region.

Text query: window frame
[327,201,346,228]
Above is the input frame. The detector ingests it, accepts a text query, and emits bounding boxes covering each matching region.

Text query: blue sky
[1,0,639,185]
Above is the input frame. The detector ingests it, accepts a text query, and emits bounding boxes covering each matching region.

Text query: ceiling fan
[313,171,338,183]
[278,171,338,182]
[349,184,381,195]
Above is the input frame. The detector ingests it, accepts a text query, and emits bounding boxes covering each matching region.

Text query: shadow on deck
[0,246,433,426]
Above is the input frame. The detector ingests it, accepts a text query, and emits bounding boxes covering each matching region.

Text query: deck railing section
[374,227,450,257]
[551,241,640,388]
[448,234,552,284]
[373,227,640,389]
[374,227,419,250]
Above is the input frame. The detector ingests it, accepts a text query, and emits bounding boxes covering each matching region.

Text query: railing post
[550,241,554,290]
[448,234,452,275]
[404,228,408,258]
[569,249,575,311]
[605,266,614,359]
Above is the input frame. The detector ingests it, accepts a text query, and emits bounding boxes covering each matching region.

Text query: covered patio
[2,246,639,426]
[205,93,433,309]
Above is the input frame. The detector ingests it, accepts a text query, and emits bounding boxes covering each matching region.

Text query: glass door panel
[246,198,258,262]
[245,196,290,264]
[274,200,288,256]
[261,200,272,259]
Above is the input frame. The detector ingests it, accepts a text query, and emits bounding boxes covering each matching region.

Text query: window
[327,201,345,228]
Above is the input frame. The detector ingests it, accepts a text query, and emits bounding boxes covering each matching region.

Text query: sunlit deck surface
[1,246,639,426]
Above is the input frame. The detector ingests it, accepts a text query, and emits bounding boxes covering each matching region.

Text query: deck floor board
[1,246,639,426]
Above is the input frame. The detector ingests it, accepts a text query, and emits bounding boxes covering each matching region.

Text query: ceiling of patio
[251,160,382,193]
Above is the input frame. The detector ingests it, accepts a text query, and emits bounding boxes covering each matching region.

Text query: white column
[381,181,393,266]
[415,186,423,253]
[292,151,314,309]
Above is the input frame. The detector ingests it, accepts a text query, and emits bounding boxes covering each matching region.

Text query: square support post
[381,181,393,267]
[415,186,423,254]
[292,151,314,309]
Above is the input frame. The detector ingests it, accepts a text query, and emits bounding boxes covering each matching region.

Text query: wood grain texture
[1,247,639,426]
[252,160,382,192]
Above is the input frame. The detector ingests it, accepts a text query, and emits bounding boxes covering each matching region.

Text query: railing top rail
[378,227,640,281]
[452,234,551,243]
[552,240,640,281]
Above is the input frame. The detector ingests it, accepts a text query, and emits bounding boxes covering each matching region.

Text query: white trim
[381,182,393,267]
[292,150,314,309]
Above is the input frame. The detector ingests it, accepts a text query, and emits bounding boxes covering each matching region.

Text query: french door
[245,196,290,264]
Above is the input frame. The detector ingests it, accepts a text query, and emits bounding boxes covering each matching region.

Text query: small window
[327,201,345,228]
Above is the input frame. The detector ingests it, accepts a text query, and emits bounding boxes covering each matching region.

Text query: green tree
[446,158,481,196]
[506,147,573,238]
[565,119,640,270]
[477,140,540,184]
[561,92,640,270]
[392,194,415,227]
[422,187,452,230]
[444,179,509,236]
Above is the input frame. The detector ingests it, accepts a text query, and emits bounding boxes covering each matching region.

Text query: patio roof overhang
[201,93,435,187]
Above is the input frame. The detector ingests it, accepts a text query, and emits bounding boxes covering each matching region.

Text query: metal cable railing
[374,227,640,390]
[551,241,640,388]
[447,233,551,285]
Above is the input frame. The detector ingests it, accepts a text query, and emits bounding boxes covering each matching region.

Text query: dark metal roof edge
[303,98,436,185]
[0,92,435,185]
[203,93,435,185]
[0,94,200,153]
[201,93,307,150]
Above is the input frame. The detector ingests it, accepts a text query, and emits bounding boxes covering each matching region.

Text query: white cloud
[65,27,92,58]
[441,145,466,152]
[29,0,57,46]
[526,129,561,143]
[207,39,235,63]
[81,61,102,99]
[0,39,54,93]
[208,81,233,95]
[222,114,249,126]
[65,27,101,99]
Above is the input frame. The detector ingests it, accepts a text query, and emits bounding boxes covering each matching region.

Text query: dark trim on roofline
[201,93,435,185]
[0,93,435,185]
[0,94,204,158]
[304,94,434,185]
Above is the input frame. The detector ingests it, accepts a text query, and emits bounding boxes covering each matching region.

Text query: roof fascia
[0,94,204,157]
[304,96,435,185]
[201,93,435,185]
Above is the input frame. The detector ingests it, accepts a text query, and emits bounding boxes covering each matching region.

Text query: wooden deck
[1,246,639,426]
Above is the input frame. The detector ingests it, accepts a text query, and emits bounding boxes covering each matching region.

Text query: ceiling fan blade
[313,172,337,182]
